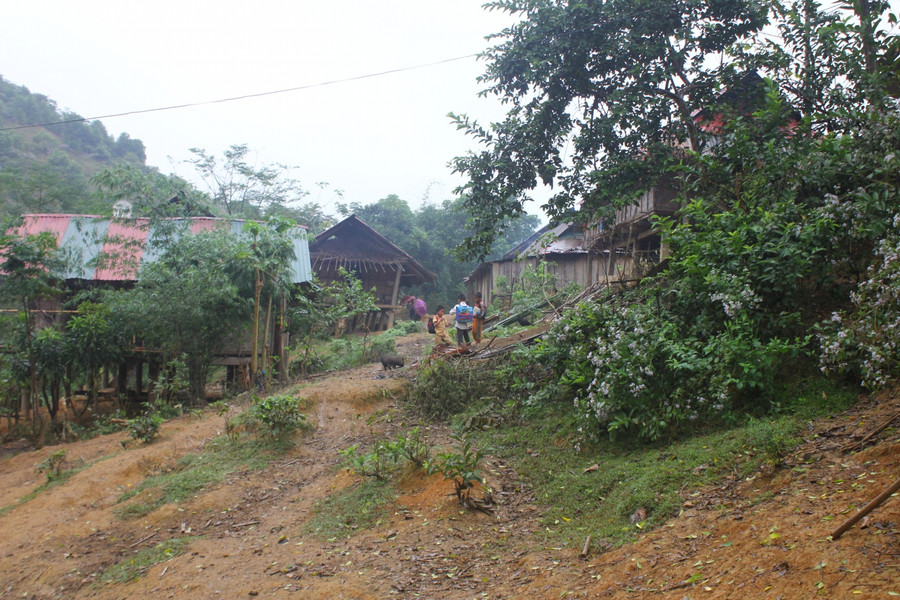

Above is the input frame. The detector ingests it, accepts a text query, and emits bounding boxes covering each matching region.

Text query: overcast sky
[1,1,535,218]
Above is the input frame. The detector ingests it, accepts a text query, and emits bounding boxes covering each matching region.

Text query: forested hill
[0,75,149,218]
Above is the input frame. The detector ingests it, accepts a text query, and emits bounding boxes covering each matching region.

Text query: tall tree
[92,164,210,218]
[450,0,768,258]
[186,144,305,218]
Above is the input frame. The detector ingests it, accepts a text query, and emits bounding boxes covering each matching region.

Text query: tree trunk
[250,269,263,379]
[262,294,273,376]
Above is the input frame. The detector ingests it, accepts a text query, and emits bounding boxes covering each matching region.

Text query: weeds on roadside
[339,428,431,480]
[425,433,489,503]
[126,413,163,443]
[114,435,291,519]
[35,449,68,481]
[223,394,309,443]
[98,537,191,583]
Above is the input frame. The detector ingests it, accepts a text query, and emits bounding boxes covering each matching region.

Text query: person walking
[471,291,487,343]
[431,306,454,346]
[449,294,474,349]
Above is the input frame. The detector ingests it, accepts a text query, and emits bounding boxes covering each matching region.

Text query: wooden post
[135,359,143,400]
[390,264,403,307]
[117,363,128,398]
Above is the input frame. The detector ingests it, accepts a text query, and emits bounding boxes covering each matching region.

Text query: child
[449,293,474,349]
[432,306,454,346]
[471,291,487,343]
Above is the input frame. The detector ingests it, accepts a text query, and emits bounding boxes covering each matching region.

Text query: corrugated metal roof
[13,214,312,284]
[503,222,587,260]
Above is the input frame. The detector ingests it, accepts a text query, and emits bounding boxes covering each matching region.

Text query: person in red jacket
[471,291,487,343]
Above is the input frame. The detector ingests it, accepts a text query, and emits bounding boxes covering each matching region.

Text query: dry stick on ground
[842,410,900,453]
[830,477,900,540]
[128,532,157,548]
[580,535,592,558]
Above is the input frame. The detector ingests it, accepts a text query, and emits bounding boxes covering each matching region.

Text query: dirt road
[1,333,898,599]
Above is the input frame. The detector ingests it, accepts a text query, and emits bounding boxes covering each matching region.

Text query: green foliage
[339,428,432,480]
[339,442,403,481]
[0,76,148,218]
[115,435,287,519]
[126,413,163,443]
[425,433,489,500]
[305,480,396,539]
[387,320,425,336]
[450,0,768,257]
[247,393,307,440]
[288,268,379,375]
[35,450,67,481]
[98,538,191,583]
[106,230,249,399]
[406,357,506,419]
[186,144,305,218]
[819,216,900,389]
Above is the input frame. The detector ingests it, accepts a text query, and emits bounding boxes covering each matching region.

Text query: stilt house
[309,215,437,331]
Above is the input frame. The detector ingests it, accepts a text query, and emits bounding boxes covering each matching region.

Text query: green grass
[98,537,192,583]
[114,436,291,519]
[465,374,857,549]
[304,479,396,539]
[0,467,79,517]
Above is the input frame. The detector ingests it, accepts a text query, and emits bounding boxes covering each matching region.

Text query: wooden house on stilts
[309,215,437,331]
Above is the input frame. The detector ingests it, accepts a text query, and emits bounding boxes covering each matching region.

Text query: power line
[0,54,479,132]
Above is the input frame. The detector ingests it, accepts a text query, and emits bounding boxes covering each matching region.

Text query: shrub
[126,413,163,443]
[35,450,68,481]
[425,433,489,502]
[406,358,502,419]
[242,394,307,441]
[818,217,900,389]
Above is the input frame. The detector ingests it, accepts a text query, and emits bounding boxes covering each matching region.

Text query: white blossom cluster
[709,270,762,318]
[819,218,900,389]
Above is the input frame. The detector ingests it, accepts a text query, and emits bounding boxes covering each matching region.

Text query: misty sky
[1,1,534,217]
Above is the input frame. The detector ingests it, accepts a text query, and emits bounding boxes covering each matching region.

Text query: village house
[309,215,437,332]
[10,212,312,398]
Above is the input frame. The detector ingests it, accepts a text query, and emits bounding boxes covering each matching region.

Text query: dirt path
[1,333,898,599]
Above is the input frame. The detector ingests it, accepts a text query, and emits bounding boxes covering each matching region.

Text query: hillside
[0,331,897,599]
[0,75,148,217]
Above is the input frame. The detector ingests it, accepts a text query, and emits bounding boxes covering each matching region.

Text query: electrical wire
[0,54,479,132]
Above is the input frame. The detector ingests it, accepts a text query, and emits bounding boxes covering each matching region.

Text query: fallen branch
[232,521,260,528]
[831,477,900,541]
[128,532,157,548]
[842,410,900,453]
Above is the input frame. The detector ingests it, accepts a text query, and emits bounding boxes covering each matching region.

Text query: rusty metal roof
[12,214,312,283]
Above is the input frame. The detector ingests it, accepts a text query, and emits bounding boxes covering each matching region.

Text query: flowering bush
[545,290,800,442]
[819,217,900,389]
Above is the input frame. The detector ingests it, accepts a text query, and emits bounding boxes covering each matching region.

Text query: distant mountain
[0,75,149,218]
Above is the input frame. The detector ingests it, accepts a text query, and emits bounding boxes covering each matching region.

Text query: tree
[287,268,378,375]
[237,217,299,381]
[186,144,306,218]
[65,302,122,416]
[108,231,248,400]
[0,230,63,442]
[91,164,210,218]
[450,0,768,258]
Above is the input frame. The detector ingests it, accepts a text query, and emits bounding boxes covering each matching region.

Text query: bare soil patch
[1,332,898,599]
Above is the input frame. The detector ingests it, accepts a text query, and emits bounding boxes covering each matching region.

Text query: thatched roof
[310,215,436,285]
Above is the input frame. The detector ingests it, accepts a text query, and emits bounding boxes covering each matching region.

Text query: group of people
[431,292,486,350]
